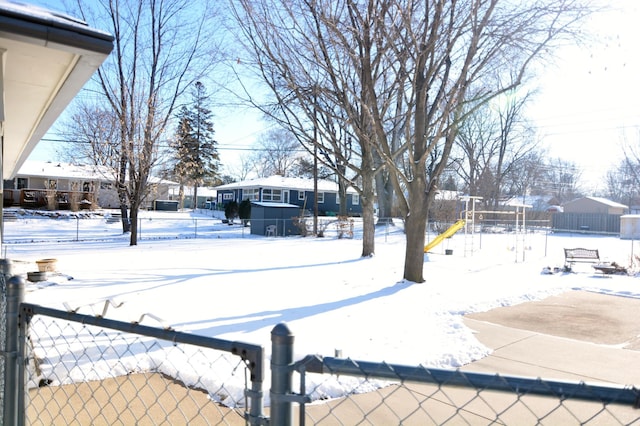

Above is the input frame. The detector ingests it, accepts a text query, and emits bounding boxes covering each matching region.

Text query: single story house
[4,160,178,210]
[562,197,628,215]
[215,175,362,216]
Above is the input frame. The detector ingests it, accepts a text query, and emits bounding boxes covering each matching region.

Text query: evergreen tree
[171,81,220,209]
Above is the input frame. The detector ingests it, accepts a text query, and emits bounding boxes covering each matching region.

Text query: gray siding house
[215,175,362,216]
[4,160,178,210]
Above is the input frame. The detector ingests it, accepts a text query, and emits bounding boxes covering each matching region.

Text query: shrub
[238,199,251,227]
[224,201,238,224]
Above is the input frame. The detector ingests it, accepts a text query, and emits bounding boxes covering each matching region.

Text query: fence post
[270,323,294,426]
[4,268,24,426]
[0,259,10,423]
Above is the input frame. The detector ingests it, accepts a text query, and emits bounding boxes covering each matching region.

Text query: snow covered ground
[4,209,640,406]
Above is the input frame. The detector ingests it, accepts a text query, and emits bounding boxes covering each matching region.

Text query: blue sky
[25,0,640,192]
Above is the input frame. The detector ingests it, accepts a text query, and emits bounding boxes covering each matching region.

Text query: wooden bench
[564,248,599,270]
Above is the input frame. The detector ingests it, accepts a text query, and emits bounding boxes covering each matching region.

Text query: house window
[100,182,113,190]
[263,188,283,202]
[47,179,57,190]
[352,194,359,205]
[298,192,305,201]
[317,192,324,203]
[223,193,234,200]
[243,188,259,201]
[17,178,28,189]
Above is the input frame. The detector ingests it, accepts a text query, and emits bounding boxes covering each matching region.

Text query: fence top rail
[21,302,264,382]
[299,355,640,407]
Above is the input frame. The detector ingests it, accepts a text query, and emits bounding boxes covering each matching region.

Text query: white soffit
[0,1,113,179]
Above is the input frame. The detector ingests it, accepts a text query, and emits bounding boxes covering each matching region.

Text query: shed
[250,202,301,237]
[154,200,179,211]
[620,215,640,240]
[562,197,628,215]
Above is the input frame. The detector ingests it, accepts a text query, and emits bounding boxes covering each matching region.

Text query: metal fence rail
[272,324,640,425]
[293,356,640,424]
[1,215,356,242]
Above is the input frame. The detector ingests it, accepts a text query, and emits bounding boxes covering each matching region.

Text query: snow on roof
[169,186,216,197]
[584,196,628,209]
[0,0,113,40]
[503,195,551,210]
[563,196,628,209]
[17,160,178,186]
[252,202,300,208]
[17,160,113,181]
[215,175,356,193]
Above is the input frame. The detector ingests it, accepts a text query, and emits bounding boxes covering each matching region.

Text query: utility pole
[313,88,318,236]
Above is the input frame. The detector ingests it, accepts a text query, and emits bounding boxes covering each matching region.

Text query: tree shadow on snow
[174,280,414,336]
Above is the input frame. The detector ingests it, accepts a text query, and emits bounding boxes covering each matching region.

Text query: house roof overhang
[0,1,114,180]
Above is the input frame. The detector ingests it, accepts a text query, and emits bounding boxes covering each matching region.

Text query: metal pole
[312,87,319,236]
[515,207,519,263]
[270,323,294,426]
[4,273,24,426]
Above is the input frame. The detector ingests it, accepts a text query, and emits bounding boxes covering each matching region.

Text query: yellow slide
[424,219,465,253]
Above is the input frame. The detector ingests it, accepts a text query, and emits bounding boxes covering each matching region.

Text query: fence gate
[1,271,266,426]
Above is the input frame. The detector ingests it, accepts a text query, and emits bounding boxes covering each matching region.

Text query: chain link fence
[9,278,266,426]
[2,273,640,424]
[2,213,358,243]
[291,355,640,425]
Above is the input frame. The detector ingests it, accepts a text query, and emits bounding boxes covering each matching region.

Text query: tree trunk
[129,203,140,246]
[360,178,376,257]
[374,171,393,224]
[403,183,429,283]
[193,183,199,209]
[178,184,184,210]
[360,149,376,257]
[337,172,348,216]
[120,204,130,233]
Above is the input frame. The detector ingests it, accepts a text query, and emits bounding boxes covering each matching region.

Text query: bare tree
[250,128,302,177]
[606,133,640,205]
[454,88,539,208]
[63,103,120,168]
[544,158,583,203]
[231,1,379,255]
[503,150,548,199]
[452,100,499,199]
[74,0,220,245]
[232,0,592,281]
[368,1,591,282]
[224,158,253,182]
